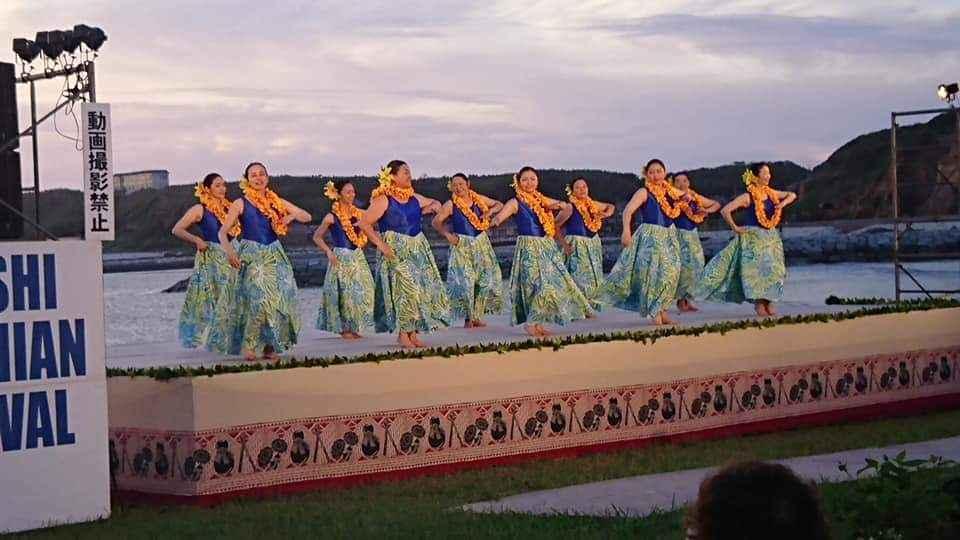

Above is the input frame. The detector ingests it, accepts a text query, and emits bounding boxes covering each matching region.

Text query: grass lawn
[12,408,960,539]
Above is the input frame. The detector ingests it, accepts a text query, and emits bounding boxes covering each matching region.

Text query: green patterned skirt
[178,242,241,351]
[676,228,706,302]
[565,234,605,311]
[696,226,786,303]
[374,231,452,333]
[509,235,592,326]
[601,223,681,318]
[211,239,300,355]
[316,247,375,334]
[447,232,504,321]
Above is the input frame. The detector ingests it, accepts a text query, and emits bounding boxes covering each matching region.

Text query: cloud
[4,1,957,190]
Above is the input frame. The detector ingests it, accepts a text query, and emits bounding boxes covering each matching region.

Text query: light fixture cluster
[12,25,107,78]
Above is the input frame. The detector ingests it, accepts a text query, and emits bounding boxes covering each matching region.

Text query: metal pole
[891,112,900,301]
[86,61,96,103]
[0,95,76,154]
[30,80,40,240]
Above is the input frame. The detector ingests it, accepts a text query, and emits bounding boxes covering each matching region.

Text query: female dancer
[697,163,797,317]
[432,173,504,328]
[172,173,242,351]
[314,179,375,339]
[490,166,592,337]
[556,177,615,310]
[602,159,684,325]
[671,171,721,312]
[218,162,312,360]
[357,160,451,348]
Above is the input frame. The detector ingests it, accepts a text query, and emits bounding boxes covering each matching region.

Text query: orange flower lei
[644,179,684,219]
[747,184,783,229]
[568,193,604,233]
[678,189,709,225]
[371,165,415,203]
[515,187,557,238]
[331,201,368,248]
[194,183,241,237]
[452,190,490,231]
[240,179,291,236]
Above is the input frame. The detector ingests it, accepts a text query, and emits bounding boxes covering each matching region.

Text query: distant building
[114,170,169,194]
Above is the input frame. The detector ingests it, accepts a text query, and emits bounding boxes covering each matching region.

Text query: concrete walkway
[462,436,960,518]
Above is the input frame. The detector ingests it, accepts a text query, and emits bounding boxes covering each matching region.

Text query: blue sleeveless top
[516,200,547,237]
[674,199,700,231]
[240,198,279,245]
[452,203,483,237]
[328,214,359,250]
[198,208,222,243]
[638,192,674,228]
[379,196,422,236]
[564,205,596,237]
[741,196,776,229]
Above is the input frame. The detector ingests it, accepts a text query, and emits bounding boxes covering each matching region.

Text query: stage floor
[106,301,855,369]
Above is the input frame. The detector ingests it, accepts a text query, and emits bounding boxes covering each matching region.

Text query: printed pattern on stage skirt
[212,239,300,355]
[178,242,241,352]
[509,235,592,326]
[676,228,706,302]
[601,223,681,318]
[696,226,786,303]
[565,234,606,311]
[316,247,375,334]
[374,231,452,333]
[447,232,504,322]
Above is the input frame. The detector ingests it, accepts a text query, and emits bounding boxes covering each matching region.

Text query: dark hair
[386,160,407,176]
[201,173,222,188]
[643,159,666,173]
[688,461,829,540]
[451,172,469,183]
[665,172,675,181]
[244,161,267,179]
[749,162,771,177]
[333,179,353,194]
[571,176,587,185]
[516,166,539,181]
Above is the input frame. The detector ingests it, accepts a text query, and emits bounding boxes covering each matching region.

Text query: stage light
[62,30,82,54]
[35,30,66,59]
[12,38,41,63]
[937,82,959,102]
[74,24,107,51]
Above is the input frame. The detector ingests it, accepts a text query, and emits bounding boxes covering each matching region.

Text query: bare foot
[524,324,539,337]
[765,301,777,317]
[464,320,475,329]
[586,311,597,319]
[660,311,676,325]
[398,332,416,349]
[243,351,258,362]
[472,319,488,328]
[685,300,700,312]
[410,332,426,348]
[536,324,553,336]
[677,299,698,313]
[754,302,770,317]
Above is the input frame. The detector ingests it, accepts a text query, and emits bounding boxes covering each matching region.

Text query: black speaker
[0,152,23,239]
[0,62,17,150]
[0,61,22,239]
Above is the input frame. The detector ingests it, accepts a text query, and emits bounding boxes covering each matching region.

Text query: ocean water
[104,260,959,347]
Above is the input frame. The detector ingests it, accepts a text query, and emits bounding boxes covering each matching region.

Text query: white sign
[81,103,114,241]
[0,241,110,533]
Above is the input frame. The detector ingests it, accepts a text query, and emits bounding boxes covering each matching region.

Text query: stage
[106,303,960,502]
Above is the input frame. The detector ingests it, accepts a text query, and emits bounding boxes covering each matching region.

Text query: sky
[2,0,958,189]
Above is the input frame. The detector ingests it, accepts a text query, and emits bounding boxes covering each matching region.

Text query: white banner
[81,103,114,241]
[0,241,110,533]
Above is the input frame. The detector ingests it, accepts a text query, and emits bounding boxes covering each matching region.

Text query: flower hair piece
[564,184,573,199]
[742,168,759,187]
[446,179,454,192]
[239,176,249,190]
[510,173,519,190]
[323,180,339,201]
[377,165,393,189]
[193,181,206,199]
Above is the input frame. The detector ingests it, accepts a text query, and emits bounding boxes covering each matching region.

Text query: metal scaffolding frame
[890,106,960,300]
